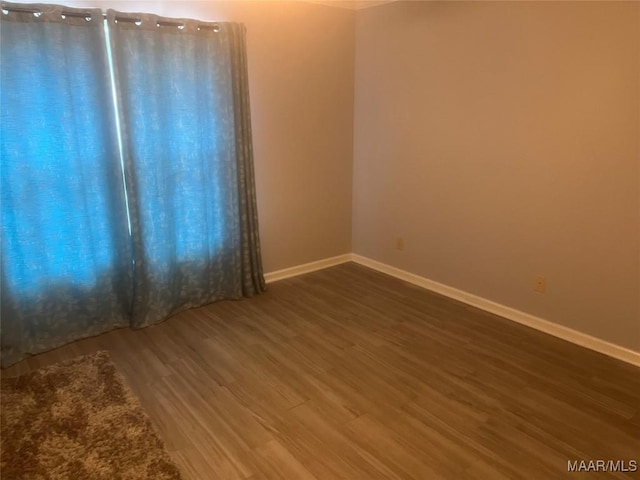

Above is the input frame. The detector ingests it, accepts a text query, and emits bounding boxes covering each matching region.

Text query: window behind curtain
[108,12,265,327]
[0,4,264,367]
[0,5,133,366]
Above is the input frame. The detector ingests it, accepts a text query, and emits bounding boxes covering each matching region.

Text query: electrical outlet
[396,237,405,251]
[534,275,546,293]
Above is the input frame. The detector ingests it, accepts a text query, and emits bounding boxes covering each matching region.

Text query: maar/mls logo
[567,460,638,472]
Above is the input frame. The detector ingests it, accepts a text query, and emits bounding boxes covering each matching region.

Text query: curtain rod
[1,4,219,29]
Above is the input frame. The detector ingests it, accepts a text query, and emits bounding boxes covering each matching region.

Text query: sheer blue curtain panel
[107,10,265,327]
[1,3,265,367]
[0,3,133,366]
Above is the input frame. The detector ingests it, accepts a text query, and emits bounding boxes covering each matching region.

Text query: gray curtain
[107,10,265,327]
[1,4,133,367]
[1,3,265,367]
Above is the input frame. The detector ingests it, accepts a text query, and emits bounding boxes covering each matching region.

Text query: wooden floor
[3,263,639,479]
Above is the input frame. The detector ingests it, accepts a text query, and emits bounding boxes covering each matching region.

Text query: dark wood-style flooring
[3,263,639,479]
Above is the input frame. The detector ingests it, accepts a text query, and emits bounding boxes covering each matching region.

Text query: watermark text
[567,460,637,473]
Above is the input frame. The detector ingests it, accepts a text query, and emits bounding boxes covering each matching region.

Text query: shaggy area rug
[1,351,182,480]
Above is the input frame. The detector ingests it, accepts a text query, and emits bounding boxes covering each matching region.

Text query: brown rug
[1,351,182,480]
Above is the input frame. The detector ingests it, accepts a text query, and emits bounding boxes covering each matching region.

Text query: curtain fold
[0,3,133,366]
[228,24,266,297]
[107,11,265,327]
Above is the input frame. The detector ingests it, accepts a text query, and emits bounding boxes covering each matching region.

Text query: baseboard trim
[264,254,353,284]
[351,254,640,367]
[264,253,640,366]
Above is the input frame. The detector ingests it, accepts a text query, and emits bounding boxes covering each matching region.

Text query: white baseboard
[263,253,640,367]
[351,254,640,367]
[264,254,353,284]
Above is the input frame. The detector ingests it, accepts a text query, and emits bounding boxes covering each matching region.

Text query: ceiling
[304,1,399,10]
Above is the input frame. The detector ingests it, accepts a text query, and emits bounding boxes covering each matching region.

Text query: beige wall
[57,0,356,273]
[353,1,640,351]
